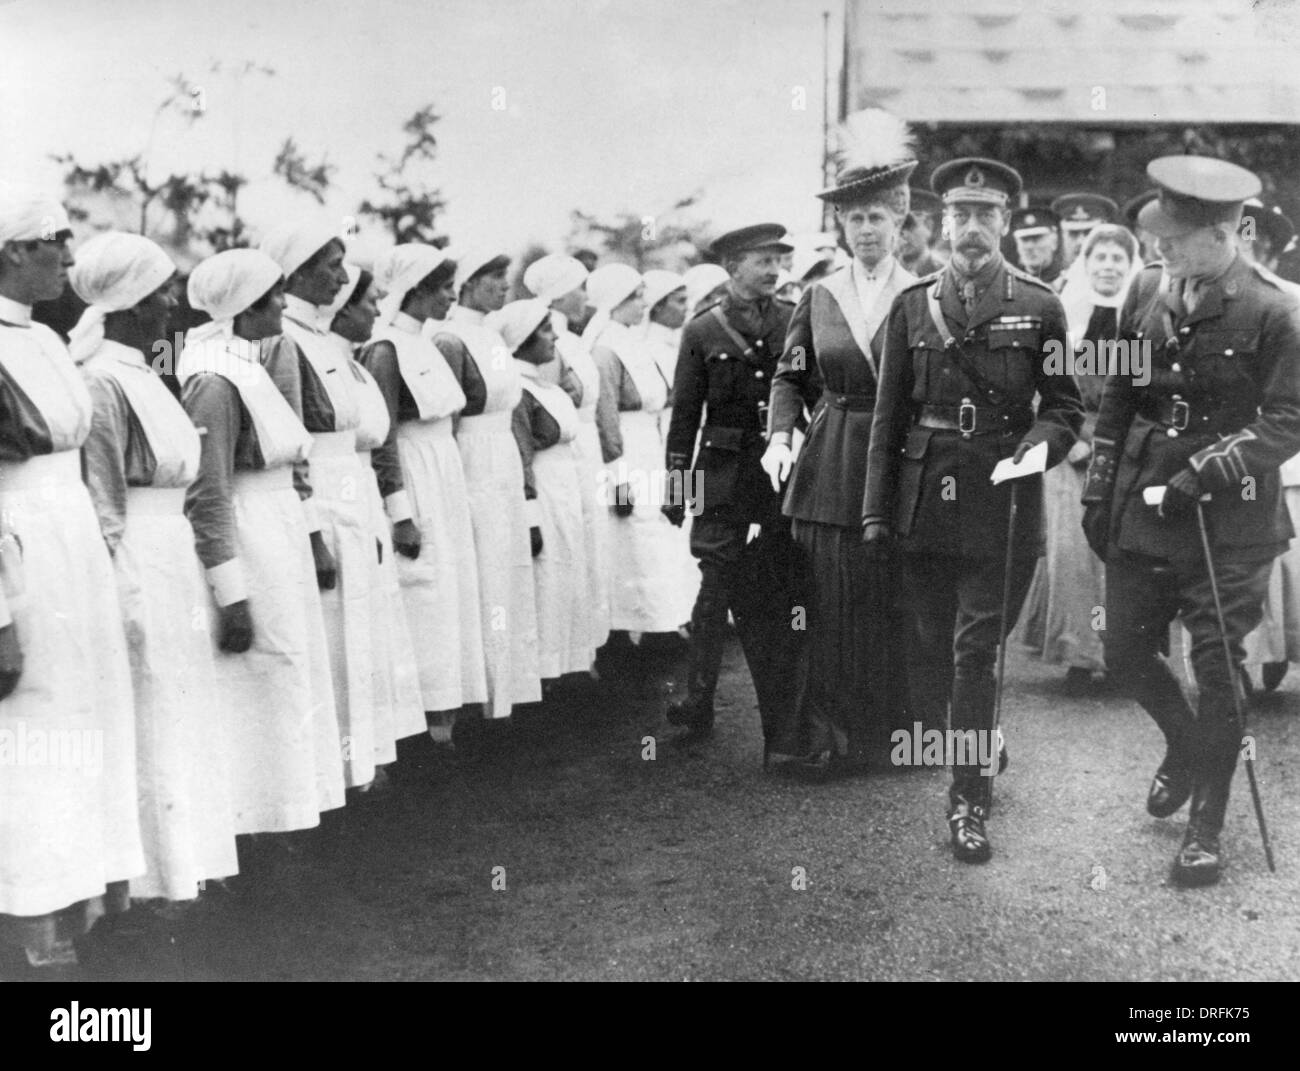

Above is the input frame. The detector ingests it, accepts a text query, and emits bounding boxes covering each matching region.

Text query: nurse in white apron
[70,231,238,903]
[180,249,343,836]
[523,254,611,657]
[432,250,541,719]
[586,265,695,636]
[496,299,595,680]
[0,189,143,969]
[362,245,487,730]
[639,270,700,621]
[260,223,381,791]
[326,265,426,769]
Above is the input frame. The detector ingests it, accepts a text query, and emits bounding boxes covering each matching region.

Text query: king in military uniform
[862,158,1084,863]
[662,224,803,758]
[1081,156,1300,886]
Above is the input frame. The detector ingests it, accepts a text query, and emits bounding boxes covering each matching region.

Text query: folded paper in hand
[1142,485,1212,507]
[990,441,1048,485]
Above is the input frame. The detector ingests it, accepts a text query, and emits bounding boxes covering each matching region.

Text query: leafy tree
[358,105,448,246]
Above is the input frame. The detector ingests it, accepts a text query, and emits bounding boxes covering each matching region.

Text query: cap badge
[965,167,985,188]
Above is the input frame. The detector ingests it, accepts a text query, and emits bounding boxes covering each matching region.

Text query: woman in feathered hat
[764,109,919,778]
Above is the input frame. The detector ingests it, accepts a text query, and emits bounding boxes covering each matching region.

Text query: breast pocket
[987,324,1041,398]
[1190,329,1259,396]
[908,335,943,402]
[703,349,742,409]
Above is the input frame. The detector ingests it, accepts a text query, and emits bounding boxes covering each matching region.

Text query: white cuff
[384,490,414,524]
[301,498,321,533]
[524,498,542,528]
[206,559,248,608]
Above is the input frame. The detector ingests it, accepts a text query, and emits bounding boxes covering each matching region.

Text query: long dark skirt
[791,518,910,760]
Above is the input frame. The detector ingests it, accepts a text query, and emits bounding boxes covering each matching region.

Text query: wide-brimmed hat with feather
[817,109,917,210]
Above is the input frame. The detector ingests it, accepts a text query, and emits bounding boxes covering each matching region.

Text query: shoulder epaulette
[1005,263,1055,293]
[901,269,943,294]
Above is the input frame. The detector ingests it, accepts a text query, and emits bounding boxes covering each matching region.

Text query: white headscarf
[373,244,448,326]
[1059,225,1144,342]
[488,298,551,354]
[0,181,71,244]
[523,254,588,303]
[67,231,175,363]
[641,269,685,314]
[581,263,642,345]
[452,247,508,294]
[186,249,282,340]
[258,220,342,279]
[683,263,730,316]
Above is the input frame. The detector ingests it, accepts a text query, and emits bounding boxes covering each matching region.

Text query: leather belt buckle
[1169,396,1189,437]
[958,397,977,438]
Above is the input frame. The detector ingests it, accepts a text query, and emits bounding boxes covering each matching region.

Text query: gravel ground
[32,633,1300,982]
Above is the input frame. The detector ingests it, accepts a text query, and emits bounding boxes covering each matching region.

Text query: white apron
[519,364,595,678]
[0,326,143,916]
[556,321,612,652]
[442,309,540,717]
[371,316,487,713]
[599,323,695,633]
[640,319,699,619]
[285,314,379,789]
[82,342,239,900]
[179,338,344,834]
[341,342,426,760]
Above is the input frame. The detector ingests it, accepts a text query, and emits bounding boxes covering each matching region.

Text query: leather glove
[1067,439,1092,467]
[661,502,686,528]
[1081,502,1110,560]
[530,526,543,557]
[760,440,793,493]
[392,518,421,560]
[0,623,22,700]
[310,531,337,590]
[1159,468,1202,520]
[861,519,892,558]
[218,600,254,654]
[613,483,634,518]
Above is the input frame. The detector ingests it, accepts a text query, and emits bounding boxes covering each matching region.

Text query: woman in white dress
[326,265,426,769]
[432,250,541,720]
[587,264,695,637]
[362,246,487,735]
[0,190,143,970]
[180,249,343,836]
[639,270,699,622]
[260,222,382,791]
[72,231,239,903]
[497,299,595,680]
[523,254,611,657]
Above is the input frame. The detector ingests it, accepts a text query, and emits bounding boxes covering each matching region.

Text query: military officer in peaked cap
[663,223,804,758]
[1082,155,1300,886]
[1052,192,1121,269]
[862,158,1084,863]
[900,189,947,278]
[1010,205,1064,289]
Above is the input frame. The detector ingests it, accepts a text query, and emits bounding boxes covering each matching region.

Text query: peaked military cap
[1010,205,1060,238]
[709,223,793,259]
[930,158,1022,208]
[1051,193,1120,231]
[1138,156,1262,239]
[1122,189,1159,229]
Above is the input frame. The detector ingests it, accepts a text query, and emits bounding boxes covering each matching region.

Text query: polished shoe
[1171,825,1222,887]
[948,800,992,864]
[665,695,714,732]
[1147,754,1193,819]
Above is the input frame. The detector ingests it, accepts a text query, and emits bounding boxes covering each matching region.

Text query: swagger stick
[989,481,1019,813]
[1195,500,1276,872]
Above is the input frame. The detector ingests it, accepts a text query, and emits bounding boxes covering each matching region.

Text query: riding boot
[947,671,996,862]
[1172,695,1240,887]
[1108,652,1195,818]
[666,581,728,736]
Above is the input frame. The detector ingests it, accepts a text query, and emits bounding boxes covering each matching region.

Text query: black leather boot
[1109,652,1195,818]
[948,672,996,863]
[1172,716,1238,887]
[666,584,727,737]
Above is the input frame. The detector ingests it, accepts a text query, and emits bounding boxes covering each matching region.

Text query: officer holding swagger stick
[862,158,1082,864]
[1081,156,1300,887]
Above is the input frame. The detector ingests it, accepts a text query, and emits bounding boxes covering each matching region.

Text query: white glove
[760,440,793,492]
[1067,439,1093,465]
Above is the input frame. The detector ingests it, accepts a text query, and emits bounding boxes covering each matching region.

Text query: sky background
[0,0,839,262]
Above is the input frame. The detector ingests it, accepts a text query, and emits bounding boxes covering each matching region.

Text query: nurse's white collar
[0,294,33,327]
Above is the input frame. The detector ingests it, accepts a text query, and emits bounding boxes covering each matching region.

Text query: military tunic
[863,255,1082,805]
